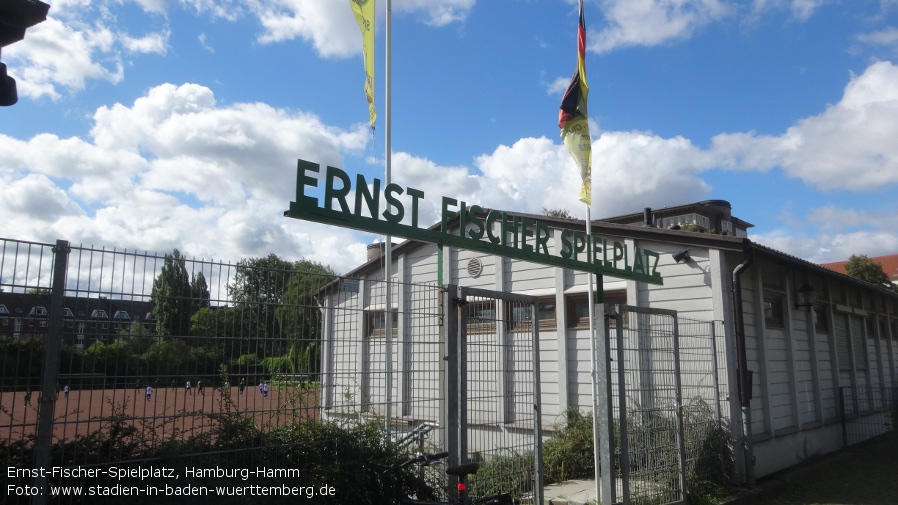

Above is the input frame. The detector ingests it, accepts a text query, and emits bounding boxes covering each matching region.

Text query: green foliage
[468,451,534,501]
[543,208,574,219]
[151,249,193,336]
[0,337,45,387]
[845,254,897,292]
[543,408,597,482]
[227,253,296,306]
[1,395,431,505]
[539,403,732,505]
[191,271,211,311]
[116,320,156,354]
[276,260,334,341]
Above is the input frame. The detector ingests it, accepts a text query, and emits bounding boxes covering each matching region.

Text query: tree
[276,259,335,340]
[191,271,211,311]
[844,255,897,292]
[227,253,296,306]
[116,320,155,355]
[151,249,192,336]
[543,208,574,219]
[275,260,336,376]
[227,254,297,339]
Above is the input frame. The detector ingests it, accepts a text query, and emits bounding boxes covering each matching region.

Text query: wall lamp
[671,249,690,263]
[795,281,816,308]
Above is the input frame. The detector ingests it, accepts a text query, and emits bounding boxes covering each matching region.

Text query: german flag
[558,0,592,205]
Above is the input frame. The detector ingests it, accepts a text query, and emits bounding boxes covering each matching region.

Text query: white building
[316,200,898,487]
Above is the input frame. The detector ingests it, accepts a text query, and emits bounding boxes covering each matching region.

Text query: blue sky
[1,0,897,274]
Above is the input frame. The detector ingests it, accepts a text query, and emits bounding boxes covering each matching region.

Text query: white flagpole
[384,0,394,432]
[585,205,602,503]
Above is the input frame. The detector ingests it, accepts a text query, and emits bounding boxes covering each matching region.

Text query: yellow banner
[350,0,376,129]
[560,114,592,205]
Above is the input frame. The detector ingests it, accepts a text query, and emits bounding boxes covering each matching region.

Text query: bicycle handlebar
[369,451,450,472]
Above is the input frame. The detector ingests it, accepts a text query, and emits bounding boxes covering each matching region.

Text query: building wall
[738,254,898,478]
[320,225,898,483]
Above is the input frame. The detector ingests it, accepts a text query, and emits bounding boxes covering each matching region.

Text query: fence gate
[443,285,544,504]
[606,303,688,505]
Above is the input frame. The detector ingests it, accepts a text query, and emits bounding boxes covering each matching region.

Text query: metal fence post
[32,239,70,505]
[709,321,722,425]
[442,284,460,502]
[614,308,630,504]
[595,302,615,505]
[530,303,544,505]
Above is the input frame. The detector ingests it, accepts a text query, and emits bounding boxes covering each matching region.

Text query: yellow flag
[350,0,376,130]
[561,114,592,204]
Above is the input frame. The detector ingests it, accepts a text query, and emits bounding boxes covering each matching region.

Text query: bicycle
[370,451,518,505]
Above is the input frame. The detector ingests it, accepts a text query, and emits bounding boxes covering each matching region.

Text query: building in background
[318,199,898,485]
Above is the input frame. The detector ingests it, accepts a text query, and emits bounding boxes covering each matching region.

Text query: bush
[543,408,597,483]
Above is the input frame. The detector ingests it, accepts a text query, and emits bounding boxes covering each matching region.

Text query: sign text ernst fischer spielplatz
[285,159,663,285]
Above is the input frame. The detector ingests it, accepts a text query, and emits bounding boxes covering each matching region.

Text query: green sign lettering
[284,159,663,284]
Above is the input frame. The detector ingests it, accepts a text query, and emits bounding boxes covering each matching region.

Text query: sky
[1,0,898,275]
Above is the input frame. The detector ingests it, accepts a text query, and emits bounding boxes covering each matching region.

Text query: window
[567,290,626,329]
[63,308,74,318]
[507,297,556,332]
[655,213,711,230]
[567,293,591,328]
[113,310,131,321]
[29,306,48,317]
[366,310,398,338]
[537,298,557,330]
[91,310,109,319]
[466,299,497,333]
[763,294,784,329]
[0,304,9,315]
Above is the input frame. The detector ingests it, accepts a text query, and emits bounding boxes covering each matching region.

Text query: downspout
[732,242,755,486]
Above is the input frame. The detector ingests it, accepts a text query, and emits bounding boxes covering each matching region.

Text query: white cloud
[753,230,898,264]
[749,0,828,21]
[593,0,732,53]
[547,76,572,96]
[0,83,375,273]
[856,26,898,50]
[178,0,244,21]
[395,0,476,26]
[385,130,714,226]
[245,0,476,57]
[5,17,125,99]
[751,203,898,263]
[787,0,827,21]
[120,29,170,54]
[198,33,215,53]
[711,61,898,191]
